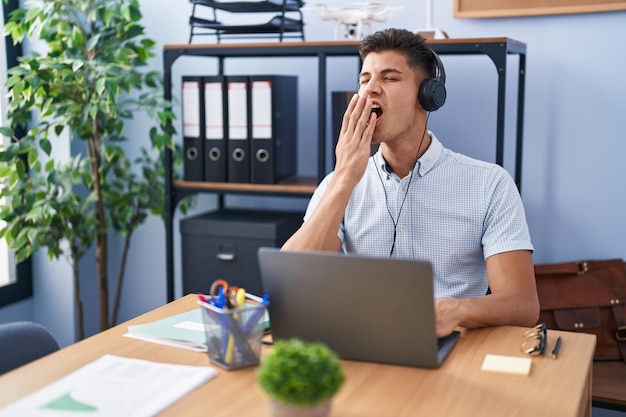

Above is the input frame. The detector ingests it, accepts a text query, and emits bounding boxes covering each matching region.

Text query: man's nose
[362,78,381,96]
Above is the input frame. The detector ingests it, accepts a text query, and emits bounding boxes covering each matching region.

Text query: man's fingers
[344,95,373,141]
[363,111,376,140]
[340,94,359,135]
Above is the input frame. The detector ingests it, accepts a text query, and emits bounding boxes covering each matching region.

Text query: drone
[302,2,404,40]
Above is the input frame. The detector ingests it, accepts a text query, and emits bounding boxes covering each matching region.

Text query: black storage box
[180,209,303,296]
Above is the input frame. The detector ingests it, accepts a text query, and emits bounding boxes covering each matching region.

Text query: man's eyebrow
[359,68,404,78]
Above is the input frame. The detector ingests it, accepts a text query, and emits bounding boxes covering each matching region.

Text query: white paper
[123,331,207,352]
[0,354,217,417]
[123,309,219,352]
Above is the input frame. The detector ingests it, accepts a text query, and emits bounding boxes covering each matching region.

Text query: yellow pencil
[224,288,246,365]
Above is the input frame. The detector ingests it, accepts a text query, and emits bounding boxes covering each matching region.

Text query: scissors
[209,279,243,309]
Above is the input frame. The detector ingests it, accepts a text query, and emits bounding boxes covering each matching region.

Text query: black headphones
[418,50,446,112]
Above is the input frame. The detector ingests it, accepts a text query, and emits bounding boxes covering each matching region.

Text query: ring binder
[204,76,228,182]
[182,76,205,181]
[226,76,251,183]
[250,75,297,184]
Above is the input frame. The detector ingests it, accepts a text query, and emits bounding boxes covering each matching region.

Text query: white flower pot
[268,398,332,417]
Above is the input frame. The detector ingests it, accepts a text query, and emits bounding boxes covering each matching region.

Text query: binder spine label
[205,82,224,140]
[183,81,201,138]
[228,82,248,140]
[252,81,273,139]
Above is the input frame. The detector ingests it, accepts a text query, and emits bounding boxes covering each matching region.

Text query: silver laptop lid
[258,248,458,368]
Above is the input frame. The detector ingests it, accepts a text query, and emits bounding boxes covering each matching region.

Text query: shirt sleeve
[481,166,534,259]
[303,172,345,244]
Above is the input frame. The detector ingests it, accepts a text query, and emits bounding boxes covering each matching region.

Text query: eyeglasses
[521,323,547,356]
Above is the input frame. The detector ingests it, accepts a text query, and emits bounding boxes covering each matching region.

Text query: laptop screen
[257,248,459,368]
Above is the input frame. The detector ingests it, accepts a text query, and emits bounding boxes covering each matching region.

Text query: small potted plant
[257,338,345,417]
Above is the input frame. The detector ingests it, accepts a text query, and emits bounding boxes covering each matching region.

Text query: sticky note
[481,354,531,376]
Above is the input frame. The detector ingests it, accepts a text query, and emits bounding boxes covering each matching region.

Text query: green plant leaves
[39,138,52,156]
[0,0,185,333]
[86,34,100,51]
[0,126,13,137]
[257,339,345,406]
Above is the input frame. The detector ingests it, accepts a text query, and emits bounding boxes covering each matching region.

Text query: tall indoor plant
[0,0,182,339]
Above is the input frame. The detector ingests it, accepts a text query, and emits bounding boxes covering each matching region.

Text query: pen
[241,294,269,333]
[551,336,562,359]
[217,287,227,309]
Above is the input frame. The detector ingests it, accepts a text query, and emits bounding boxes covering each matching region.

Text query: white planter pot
[268,398,332,417]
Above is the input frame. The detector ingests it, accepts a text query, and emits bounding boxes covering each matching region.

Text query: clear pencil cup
[199,300,267,370]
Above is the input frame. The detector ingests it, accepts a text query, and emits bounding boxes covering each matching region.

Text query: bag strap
[535,261,588,276]
[612,304,626,363]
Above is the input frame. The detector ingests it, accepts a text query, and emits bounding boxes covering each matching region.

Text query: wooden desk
[0,295,596,417]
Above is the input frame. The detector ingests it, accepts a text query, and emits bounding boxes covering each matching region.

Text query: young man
[282,28,539,337]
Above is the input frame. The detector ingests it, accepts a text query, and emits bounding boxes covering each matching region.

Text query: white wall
[1,1,625,348]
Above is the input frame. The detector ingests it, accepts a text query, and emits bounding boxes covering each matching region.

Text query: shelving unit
[188,0,305,43]
[162,38,527,301]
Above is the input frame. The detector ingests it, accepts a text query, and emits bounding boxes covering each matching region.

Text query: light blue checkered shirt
[304,133,533,299]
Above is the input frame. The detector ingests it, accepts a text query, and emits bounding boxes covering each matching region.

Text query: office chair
[0,321,60,375]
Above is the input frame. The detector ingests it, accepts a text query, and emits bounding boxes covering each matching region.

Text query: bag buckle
[576,261,588,275]
[617,326,626,342]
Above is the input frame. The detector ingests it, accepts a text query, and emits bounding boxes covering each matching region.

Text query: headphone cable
[373,112,430,257]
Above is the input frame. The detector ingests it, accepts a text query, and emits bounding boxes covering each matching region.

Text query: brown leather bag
[534,259,626,362]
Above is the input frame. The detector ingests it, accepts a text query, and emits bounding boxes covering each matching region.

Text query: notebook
[257,248,461,369]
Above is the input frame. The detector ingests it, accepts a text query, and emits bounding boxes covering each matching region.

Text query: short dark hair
[359,28,437,79]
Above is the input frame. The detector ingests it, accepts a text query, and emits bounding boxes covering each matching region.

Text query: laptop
[257,248,461,368]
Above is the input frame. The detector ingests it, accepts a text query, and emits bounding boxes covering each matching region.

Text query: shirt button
[400,225,407,231]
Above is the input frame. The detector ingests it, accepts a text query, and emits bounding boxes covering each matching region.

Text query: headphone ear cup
[419,78,447,112]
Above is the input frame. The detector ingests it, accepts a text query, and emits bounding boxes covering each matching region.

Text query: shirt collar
[373,131,443,177]
[418,131,443,176]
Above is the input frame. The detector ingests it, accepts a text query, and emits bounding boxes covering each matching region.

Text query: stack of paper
[0,355,217,417]
[124,309,216,352]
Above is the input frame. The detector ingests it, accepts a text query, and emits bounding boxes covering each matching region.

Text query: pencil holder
[199,301,267,370]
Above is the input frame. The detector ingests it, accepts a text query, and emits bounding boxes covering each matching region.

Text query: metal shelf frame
[162,38,527,301]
